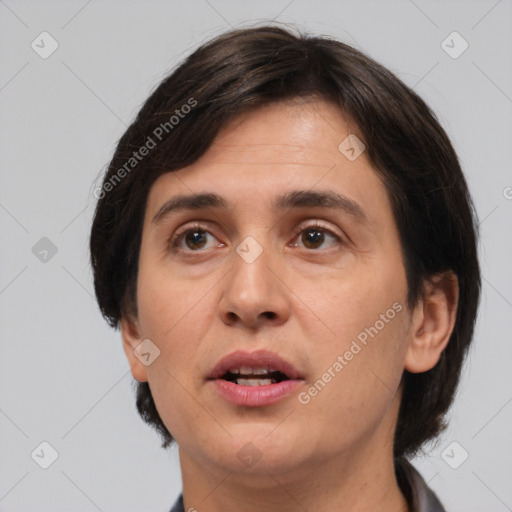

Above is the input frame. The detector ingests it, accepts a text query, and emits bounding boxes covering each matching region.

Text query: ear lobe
[120,316,148,382]
[405,272,459,374]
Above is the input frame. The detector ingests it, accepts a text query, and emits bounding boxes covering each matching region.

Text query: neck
[179,439,409,512]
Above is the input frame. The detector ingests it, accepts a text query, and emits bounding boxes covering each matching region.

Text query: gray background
[1,0,511,510]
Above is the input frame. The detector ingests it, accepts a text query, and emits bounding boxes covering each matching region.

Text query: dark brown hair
[89,25,480,458]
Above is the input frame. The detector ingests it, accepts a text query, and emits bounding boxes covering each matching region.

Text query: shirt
[169,459,445,512]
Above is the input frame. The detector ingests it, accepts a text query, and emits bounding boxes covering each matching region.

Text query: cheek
[134,267,221,442]
[136,254,217,343]
[295,257,409,423]
[293,254,408,348]
[134,260,223,418]
[313,301,409,418]
[298,312,409,448]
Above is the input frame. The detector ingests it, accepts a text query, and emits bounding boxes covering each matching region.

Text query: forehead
[144,99,392,228]
[201,98,363,165]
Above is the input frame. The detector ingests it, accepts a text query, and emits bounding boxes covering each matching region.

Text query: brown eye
[184,229,209,250]
[170,224,222,252]
[293,223,341,250]
[301,228,326,249]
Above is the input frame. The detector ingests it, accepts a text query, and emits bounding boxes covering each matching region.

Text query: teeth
[229,366,273,375]
[238,366,256,375]
[253,368,269,375]
[235,378,275,386]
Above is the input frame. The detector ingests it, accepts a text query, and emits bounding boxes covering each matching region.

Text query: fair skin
[121,99,458,512]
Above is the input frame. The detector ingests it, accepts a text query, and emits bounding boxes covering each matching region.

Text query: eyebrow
[152,189,367,224]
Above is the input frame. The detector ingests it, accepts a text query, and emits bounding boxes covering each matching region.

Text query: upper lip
[208,350,304,380]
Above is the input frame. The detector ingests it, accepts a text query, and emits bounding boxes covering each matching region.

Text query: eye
[170,224,223,252]
[291,222,342,250]
[169,221,343,253]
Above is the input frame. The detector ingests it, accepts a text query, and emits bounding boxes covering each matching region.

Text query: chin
[205,425,311,477]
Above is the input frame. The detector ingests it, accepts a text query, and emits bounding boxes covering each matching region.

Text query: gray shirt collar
[397,458,446,512]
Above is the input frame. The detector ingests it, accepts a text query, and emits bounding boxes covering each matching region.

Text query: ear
[120,315,149,382]
[405,272,459,373]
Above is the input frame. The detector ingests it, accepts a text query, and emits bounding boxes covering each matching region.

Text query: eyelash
[169,221,343,252]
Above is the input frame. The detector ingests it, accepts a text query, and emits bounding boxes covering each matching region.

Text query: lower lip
[210,379,303,407]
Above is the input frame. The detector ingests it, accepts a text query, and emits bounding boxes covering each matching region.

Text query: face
[123,99,417,481]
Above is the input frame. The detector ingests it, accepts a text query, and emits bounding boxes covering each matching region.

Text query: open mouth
[221,367,290,386]
[208,350,303,406]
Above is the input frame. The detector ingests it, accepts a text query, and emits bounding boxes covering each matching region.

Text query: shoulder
[169,494,184,512]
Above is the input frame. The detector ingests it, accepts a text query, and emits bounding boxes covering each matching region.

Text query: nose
[218,245,291,330]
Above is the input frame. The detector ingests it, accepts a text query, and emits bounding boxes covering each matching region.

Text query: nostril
[263,311,276,320]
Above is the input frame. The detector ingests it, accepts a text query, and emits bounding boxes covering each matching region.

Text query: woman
[90,26,480,511]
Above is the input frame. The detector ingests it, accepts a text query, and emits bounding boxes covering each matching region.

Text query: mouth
[220,367,290,386]
[207,350,304,407]
[208,349,303,383]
